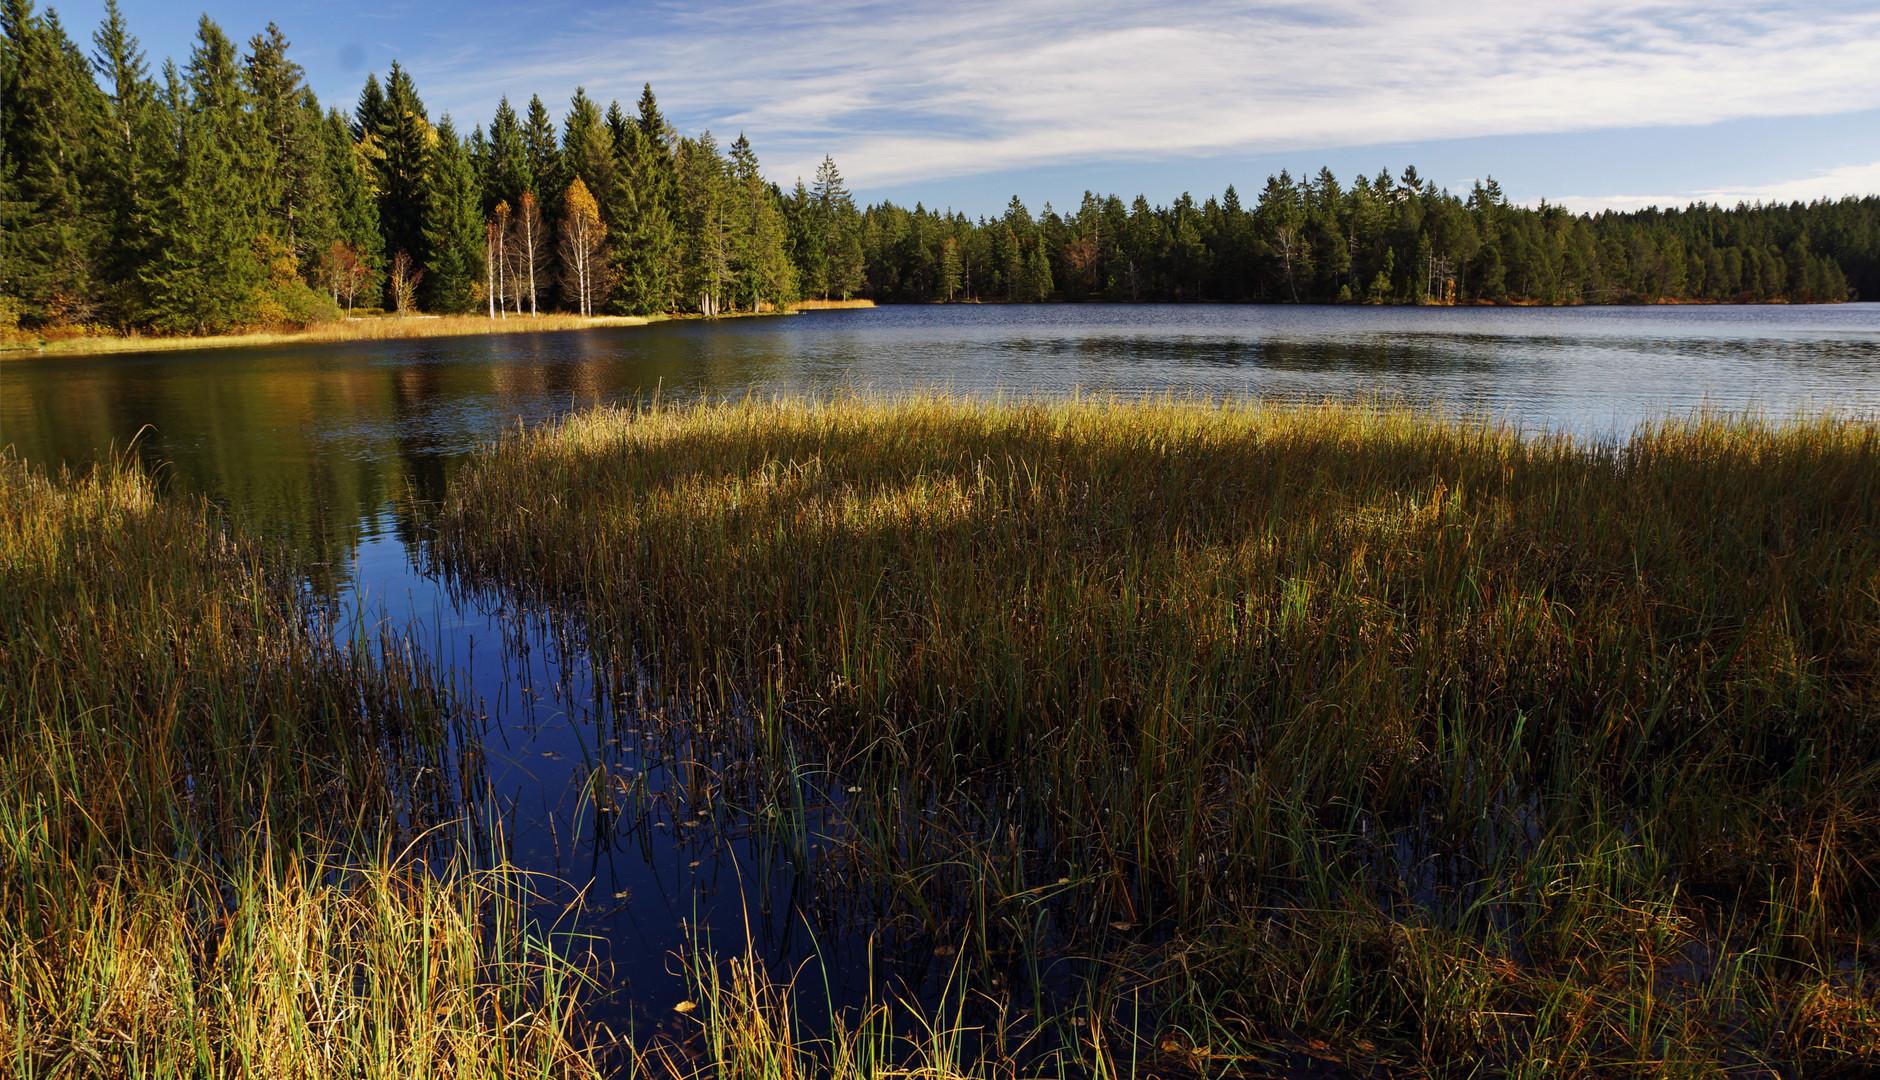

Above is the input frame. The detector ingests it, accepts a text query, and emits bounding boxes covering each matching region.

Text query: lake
[5,302,1877,1028]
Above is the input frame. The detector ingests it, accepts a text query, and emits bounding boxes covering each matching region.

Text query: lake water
[4,302,1877,1034]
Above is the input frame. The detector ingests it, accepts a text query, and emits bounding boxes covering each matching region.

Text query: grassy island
[434,397,1880,1077]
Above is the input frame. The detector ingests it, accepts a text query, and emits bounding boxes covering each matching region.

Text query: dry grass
[1,313,653,357]
[789,299,876,311]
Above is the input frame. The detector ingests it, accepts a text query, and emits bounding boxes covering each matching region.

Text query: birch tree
[558,176,607,316]
[513,190,545,315]
[485,199,509,318]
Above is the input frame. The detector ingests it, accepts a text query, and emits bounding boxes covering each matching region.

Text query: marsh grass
[435,396,1879,1075]
[0,455,604,1077]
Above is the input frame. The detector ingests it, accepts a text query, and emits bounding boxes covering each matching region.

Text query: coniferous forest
[4,2,1876,339]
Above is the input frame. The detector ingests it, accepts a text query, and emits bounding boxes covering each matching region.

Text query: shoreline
[1,312,659,359]
[4,294,1853,359]
[2,303,876,360]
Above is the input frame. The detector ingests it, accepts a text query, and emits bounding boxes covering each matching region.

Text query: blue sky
[92,0,1880,217]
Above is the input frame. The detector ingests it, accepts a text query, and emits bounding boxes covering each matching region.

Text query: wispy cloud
[406,0,1880,188]
[1552,159,1880,214]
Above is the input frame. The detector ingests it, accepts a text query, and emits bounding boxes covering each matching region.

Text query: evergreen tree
[321,108,381,267]
[367,62,431,296]
[728,133,794,310]
[138,17,274,333]
[87,0,161,324]
[676,132,729,315]
[562,87,615,218]
[521,93,562,214]
[10,8,1873,332]
[484,95,530,212]
[244,23,329,265]
[421,114,482,312]
[2,0,108,324]
[351,71,386,141]
[811,156,862,300]
[611,83,678,314]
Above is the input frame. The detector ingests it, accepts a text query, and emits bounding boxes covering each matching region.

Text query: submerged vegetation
[0,456,603,1077]
[434,397,1880,1075]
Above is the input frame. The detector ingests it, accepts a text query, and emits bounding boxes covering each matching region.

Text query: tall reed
[0,455,603,1077]
[435,396,1879,1073]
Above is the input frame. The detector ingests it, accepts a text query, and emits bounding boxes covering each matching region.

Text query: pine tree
[421,115,483,313]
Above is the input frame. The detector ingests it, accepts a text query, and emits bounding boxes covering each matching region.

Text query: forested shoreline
[4,2,1875,341]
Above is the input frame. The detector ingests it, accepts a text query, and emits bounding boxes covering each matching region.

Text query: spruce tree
[728,133,794,310]
[676,132,729,315]
[138,17,274,333]
[369,62,432,292]
[562,87,615,217]
[322,108,381,265]
[611,84,678,314]
[521,93,563,214]
[244,23,330,266]
[811,156,862,300]
[2,0,108,324]
[519,92,564,304]
[421,115,483,312]
[88,0,160,324]
[484,95,531,212]
[352,72,386,141]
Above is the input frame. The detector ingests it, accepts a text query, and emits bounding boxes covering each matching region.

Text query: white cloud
[414,0,1880,189]
[1551,160,1880,213]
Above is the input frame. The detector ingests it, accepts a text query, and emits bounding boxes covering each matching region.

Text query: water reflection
[8,306,1875,576]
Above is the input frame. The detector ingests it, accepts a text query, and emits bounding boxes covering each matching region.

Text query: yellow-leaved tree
[558,177,609,316]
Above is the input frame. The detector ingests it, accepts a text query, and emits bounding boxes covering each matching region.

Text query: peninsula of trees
[4,2,1875,339]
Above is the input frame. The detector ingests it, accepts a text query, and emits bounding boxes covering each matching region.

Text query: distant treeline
[4,4,1874,338]
[857,179,1875,307]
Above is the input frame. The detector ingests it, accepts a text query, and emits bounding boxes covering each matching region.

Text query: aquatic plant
[436,396,1879,1075]
[0,455,604,1078]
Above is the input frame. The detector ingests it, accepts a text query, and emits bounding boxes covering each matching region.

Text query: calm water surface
[4,303,1877,1027]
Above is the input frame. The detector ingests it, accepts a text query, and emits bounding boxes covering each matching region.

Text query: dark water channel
[4,303,1877,1046]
